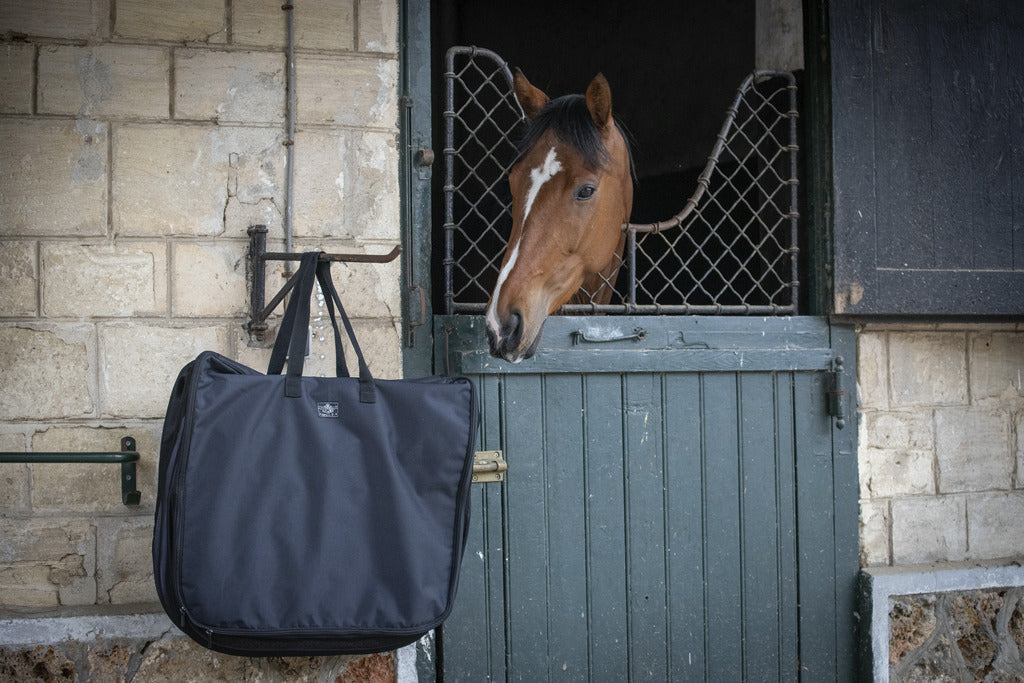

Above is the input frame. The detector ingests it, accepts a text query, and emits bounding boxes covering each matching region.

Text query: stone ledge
[0,604,173,647]
[859,560,1024,682]
[0,604,425,681]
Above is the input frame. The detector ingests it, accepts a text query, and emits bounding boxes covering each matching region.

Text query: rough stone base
[860,562,1024,683]
[890,589,1024,681]
[0,640,396,682]
[0,609,401,682]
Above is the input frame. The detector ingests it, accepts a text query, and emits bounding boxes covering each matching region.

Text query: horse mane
[516,94,635,180]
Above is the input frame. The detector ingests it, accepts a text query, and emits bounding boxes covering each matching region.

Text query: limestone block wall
[0,0,403,678]
[857,323,1024,567]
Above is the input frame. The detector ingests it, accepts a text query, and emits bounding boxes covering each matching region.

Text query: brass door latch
[472,450,507,483]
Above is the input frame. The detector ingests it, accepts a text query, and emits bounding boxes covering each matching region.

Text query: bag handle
[266,252,375,403]
[267,253,350,380]
[315,260,376,403]
[283,252,320,397]
[266,255,314,378]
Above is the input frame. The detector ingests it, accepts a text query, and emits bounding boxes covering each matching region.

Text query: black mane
[515,94,634,178]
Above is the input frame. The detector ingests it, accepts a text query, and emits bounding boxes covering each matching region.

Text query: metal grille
[443,46,800,315]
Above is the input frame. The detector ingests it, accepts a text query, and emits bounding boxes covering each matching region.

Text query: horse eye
[574,184,597,201]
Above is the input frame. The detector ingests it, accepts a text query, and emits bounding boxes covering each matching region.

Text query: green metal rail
[0,436,141,505]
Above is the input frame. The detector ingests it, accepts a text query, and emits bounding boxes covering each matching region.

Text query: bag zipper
[169,352,252,615]
[179,602,438,641]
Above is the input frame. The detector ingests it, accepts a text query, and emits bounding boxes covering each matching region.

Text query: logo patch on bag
[316,401,340,418]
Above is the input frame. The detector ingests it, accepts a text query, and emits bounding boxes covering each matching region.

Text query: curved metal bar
[624,70,797,235]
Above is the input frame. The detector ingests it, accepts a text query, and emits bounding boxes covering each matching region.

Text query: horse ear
[585,73,613,129]
[513,69,549,119]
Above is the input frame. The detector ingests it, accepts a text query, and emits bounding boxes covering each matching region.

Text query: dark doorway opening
[431,1,768,313]
[433,0,754,217]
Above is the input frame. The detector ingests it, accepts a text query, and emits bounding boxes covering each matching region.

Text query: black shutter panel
[830,0,1024,315]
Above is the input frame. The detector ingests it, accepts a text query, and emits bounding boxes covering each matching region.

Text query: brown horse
[486,71,634,363]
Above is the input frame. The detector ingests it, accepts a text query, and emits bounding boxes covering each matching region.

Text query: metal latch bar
[473,450,507,483]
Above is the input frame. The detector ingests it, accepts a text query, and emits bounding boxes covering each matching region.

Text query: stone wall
[857,323,1024,567]
[857,324,1024,680]
[0,1,402,679]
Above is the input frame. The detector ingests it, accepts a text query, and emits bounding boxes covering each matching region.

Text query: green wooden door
[398,4,858,677]
[435,315,858,681]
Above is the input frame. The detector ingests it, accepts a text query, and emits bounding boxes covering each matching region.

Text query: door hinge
[473,450,507,483]
[406,284,426,331]
[828,356,847,429]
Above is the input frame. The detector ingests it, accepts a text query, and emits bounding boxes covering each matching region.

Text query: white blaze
[487,147,561,336]
[523,147,562,224]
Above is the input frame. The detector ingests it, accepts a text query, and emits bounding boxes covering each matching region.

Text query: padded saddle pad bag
[153,252,477,656]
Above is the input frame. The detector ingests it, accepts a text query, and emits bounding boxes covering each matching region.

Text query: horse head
[486,71,634,363]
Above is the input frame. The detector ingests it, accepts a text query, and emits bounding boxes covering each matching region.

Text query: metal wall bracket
[472,450,507,483]
[0,436,141,505]
[245,225,402,343]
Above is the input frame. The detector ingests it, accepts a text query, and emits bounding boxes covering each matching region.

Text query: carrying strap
[283,252,320,397]
[266,252,375,403]
[268,253,316,376]
[315,260,376,404]
[267,256,350,380]
[266,259,312,378]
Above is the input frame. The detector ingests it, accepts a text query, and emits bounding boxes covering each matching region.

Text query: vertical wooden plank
[926,0,972,270]
[502,373,549,681]
[662,373,707,680]
[773,373,800,678]
[542,373,590,680]
[965,0,1015,270]
[830,325,861,682]
[738,372,783,680]
[443,474,490,681]
[872,0,937,270]
[443,374,496,682]
[583,373,629,680]
[1012,0,1024,270]
[794,370,839,679]
[484,374,510,683]
[829,0,879,311]
[701,372,743,681]
[623,373,668,681]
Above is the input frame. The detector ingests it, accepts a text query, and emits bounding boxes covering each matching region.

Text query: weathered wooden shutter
[830,0,1024,315]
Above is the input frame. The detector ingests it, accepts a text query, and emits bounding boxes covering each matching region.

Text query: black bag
[153,252,477,656]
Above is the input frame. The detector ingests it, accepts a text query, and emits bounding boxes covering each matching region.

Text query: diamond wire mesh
[443,46,799,316]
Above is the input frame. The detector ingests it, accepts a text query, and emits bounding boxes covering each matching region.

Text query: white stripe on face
[486,238,520,335]
[487,147,562,337]
[523,147,562,224]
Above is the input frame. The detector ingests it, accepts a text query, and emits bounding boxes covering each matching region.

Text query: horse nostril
[487,309,524,359]
[503,310,524,350]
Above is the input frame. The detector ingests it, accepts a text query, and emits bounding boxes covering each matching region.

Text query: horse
[485,70,634,363]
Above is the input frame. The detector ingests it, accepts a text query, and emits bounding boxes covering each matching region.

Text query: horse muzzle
[486,309,543,363]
